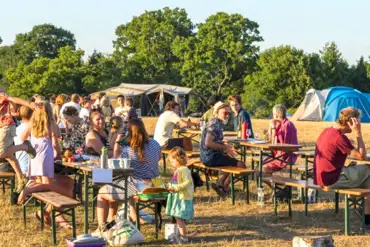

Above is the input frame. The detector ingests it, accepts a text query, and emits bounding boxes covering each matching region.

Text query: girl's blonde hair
[32,100,53,138]
[168,147,187,166]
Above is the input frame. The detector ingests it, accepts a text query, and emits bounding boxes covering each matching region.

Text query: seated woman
[62,106,90,152]
[200,101,245,198]
[93,118,161,236]
[85,109,113,158]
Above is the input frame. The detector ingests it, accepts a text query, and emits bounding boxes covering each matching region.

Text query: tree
[243,45,312,117]
[348,56,370,92]
[319,42,349,88]
[173,12,262,98]
[0,45,22,89]
[113,7,194,84]
[82,51,122,93]
[6,46,85,98]
[14,24,76,63]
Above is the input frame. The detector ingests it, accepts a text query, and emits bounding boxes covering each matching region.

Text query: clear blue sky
[2,0,370,64]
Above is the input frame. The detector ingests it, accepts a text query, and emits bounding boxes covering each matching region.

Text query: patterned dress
[63,118,90,152]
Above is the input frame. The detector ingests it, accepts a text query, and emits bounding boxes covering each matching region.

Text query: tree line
[1,7,370,117]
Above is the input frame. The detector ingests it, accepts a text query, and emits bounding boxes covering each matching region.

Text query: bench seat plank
[32,192,80,209]
[0,172,15,177]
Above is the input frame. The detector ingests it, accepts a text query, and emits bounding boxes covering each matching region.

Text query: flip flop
[211,183,226,199]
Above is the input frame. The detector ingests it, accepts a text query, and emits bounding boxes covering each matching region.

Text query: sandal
[211,183,226,199]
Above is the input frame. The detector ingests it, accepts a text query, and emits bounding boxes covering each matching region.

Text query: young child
[166,147,194,244]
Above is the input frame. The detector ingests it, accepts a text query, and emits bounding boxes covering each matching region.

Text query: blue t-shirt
[121,139,161,180]
[200,117,224,163]
[234,108,254,138]
[14,122,29,174]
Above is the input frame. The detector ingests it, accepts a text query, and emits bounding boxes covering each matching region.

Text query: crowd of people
[1,87,370,243]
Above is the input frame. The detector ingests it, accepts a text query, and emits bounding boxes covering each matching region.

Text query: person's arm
[205,132,236,158]
[20,123,32,142]
[85,132,103,156]
[170,168,192,192]
[345,118,366,161]
[7,96,34,109]
[51,122,61,156]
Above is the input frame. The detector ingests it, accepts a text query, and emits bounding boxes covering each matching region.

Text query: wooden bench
[187,159,254,205]
[264,176,370,235]
[0,171,15,204]
[22,191,80,245]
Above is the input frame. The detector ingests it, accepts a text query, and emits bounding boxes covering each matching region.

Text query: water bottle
[257,187,265,206]
[308,189,316,204]
[100,146,108,169]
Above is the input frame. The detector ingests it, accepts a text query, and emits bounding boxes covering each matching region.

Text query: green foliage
[243,45,312,117]
[113,7,194,84]
[173,12,262,99]
[6,46,85,98]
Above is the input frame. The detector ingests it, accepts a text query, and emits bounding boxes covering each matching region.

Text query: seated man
[228,95,254,138]
[201,95,234,131]
[314,107,370,230]
[200,101,245,198]
[154,101,197,149]
[260,104,298,198]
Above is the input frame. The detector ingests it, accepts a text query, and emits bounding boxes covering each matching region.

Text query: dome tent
[292,86,370,122]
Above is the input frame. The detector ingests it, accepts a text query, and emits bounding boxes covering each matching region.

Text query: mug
[108,159,120,169]
[120,158,132,169]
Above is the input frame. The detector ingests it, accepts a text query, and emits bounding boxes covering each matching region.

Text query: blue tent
[292,86,370,122]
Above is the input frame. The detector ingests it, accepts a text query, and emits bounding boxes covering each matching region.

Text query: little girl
[166,147,194,244]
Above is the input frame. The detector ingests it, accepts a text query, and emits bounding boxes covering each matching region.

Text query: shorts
[329,165,370,189]
[106,177,147,201]
[0,125,16,154]
[202,153,239,167]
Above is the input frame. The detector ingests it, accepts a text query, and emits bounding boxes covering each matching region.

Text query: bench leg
[72,208,76,239]
[162,153,167,171]
[92,187,98,222]
[1,179,5,194]
[40,201,44,230]
[205,170,210,192]
[345,194,350,236]
[243,176,246,192]
[231,174,235,205]
[136,202,140,231]
[23,205,27,227]
[51,210,57,245]
[10,176,15,205]
[251,159,255,181]
[300,173,304,204]
[335,192,339,214]
[155,202,159,239]
[246,175,250,204]
[361,197,366,234]
[273,183,277,216]
[288,186,292,217]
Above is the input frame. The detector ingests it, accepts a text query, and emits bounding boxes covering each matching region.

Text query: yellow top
[169,166,194,200]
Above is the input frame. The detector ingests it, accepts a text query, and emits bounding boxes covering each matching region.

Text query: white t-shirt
[153,111,181,146]
[14,122,30,175]
[115,106,126,117]
[60,101,81,114]
[79,108,90,120]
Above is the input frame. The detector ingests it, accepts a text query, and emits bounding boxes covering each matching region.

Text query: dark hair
[109,116,123,130]
[116,95,124,100]
[125,97,134,107]
[81,96,91,107]
[228,95,242,105]
[63,106,79,116]
[19,106,33,120]
[98,92,106,100]
[49,95,56,104]
[164,101,179,111]
[207,95,221,107]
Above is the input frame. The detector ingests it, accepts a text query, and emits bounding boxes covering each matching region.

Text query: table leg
[231,174,235,205]
[124,176,128,220]
[258,150,263,188]
[84,172,89,234]
[345,194,350,235]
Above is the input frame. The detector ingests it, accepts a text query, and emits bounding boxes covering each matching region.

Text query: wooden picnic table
[229,139,302,188]
[61,162,133,234]
[174,128,237,143]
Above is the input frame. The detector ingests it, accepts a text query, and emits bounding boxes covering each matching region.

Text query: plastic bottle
[237,119,242,139]
[100,146,108,169]
[257,187,265,206]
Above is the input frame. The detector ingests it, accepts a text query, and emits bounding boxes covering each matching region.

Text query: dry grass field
[1,118,370,246]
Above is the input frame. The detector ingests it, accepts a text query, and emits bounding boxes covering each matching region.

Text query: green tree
[82,51,122,93]
[173,12,262,98]
[348,56,370,92]
[6,46,85,98]
[243,45,312,117]
[307,52,326,89]
[0,45,22,89]
[319,42,349,88]
[14,24,76,63]
[113,7,194,84]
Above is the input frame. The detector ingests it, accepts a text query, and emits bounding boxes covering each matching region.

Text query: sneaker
[211,183,226,199]
[24,140,36,159]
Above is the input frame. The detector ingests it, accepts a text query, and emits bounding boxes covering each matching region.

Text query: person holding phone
[314,107,370,231]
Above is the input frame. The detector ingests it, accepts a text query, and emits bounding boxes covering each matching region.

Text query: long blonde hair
[127,119,149,162]
[32,101,53,138]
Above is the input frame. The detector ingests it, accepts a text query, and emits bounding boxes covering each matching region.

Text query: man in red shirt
[314,107,370,229]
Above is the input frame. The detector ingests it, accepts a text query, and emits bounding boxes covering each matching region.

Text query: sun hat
[213,101,228,114]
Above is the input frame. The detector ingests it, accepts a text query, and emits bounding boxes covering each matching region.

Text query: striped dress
[106,139,161,201]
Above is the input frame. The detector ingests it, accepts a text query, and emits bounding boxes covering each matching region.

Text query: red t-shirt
[313,127,354,186]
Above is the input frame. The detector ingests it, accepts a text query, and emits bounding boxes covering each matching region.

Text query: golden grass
[1,118,370,246]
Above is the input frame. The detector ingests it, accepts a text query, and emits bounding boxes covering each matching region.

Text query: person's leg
[107,201,118,222]
[223,160,245,188]
[176,218,187,238]
[5,155,24,182]
[97,186,110,226]
[41,176,52,185]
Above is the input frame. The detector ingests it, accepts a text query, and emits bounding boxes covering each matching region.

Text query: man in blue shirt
[228,95,254,138]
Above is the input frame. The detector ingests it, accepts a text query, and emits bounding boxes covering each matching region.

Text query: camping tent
[292,86,370,122]
[91,83,195,116]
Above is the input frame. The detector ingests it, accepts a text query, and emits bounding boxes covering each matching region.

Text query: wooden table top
[174,128,237,136]
[294,150,315,158]
[62,162,134,175]
[238,141,302,152]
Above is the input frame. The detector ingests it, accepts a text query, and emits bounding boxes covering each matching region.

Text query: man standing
[314,107,370,230]
[228,95,254,138]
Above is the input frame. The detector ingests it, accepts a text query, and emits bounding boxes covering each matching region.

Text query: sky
[1,0,370,64]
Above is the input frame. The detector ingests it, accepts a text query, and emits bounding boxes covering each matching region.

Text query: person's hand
[225,144,237,158]
[348,117,361,136]
[29,102,36,110]
[169,187,175,193]
[269,119,281,129]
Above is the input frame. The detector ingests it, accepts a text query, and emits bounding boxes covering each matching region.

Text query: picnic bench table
[229,139,302,189]
[174,128,237,143]
[61,162,133,234]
